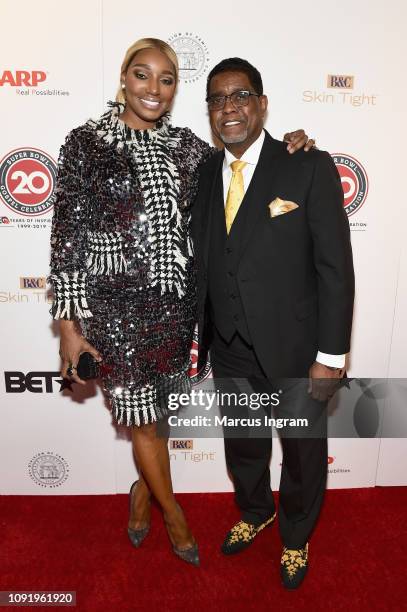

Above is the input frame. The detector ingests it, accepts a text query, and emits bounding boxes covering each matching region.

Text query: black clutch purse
[77,352,100,380]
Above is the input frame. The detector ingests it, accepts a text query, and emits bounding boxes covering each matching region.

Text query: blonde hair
[116,37,179,103]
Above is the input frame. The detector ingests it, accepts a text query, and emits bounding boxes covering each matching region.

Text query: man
[192,58,354,588]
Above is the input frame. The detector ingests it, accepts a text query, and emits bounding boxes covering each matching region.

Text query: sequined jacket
[48,105,213,319]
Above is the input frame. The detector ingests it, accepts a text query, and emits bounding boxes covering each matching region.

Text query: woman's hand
[283,129,316,154]
[59,320,102,386]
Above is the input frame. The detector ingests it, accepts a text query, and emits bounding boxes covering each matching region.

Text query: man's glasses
[206,89,261,111]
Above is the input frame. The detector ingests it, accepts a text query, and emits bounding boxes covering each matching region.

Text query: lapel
[237,131,285,261]
[202,151,224,269]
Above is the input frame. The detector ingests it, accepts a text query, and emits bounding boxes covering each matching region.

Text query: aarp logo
[0,70,47,87]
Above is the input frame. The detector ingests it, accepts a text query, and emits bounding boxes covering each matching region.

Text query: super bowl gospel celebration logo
[28,452,69,488]
[168,33,209,83]
[332,154,368,217]
[188,330,212,385]
[0,148,57,216]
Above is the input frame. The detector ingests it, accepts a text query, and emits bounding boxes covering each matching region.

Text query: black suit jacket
[191,131,355,378]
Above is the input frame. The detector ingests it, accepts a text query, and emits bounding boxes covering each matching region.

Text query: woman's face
[121,47,177,129]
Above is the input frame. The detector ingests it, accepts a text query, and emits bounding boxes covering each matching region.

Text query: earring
[121,83,125,90]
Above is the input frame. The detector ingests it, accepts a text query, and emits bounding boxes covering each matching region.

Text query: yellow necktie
[225,160,247,234]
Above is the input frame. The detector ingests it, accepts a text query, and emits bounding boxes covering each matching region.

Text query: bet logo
[5,371,64,393]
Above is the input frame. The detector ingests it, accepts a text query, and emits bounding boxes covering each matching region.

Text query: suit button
[228,271,234,277]
[233,314,239,321]
[229,294,236,299]
[226,247,233,254]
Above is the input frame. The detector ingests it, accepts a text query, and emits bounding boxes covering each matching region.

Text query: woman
[48,38,313,566]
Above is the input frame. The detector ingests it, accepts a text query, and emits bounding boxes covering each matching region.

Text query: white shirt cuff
[316,351,346,368]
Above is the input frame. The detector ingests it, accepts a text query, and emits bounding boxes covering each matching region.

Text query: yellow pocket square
[268,197,299,218]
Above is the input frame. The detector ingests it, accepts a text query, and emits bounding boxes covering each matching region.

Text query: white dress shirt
[222,129,345,369]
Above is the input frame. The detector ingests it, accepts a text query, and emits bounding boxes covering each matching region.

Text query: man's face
[208,70,268,150]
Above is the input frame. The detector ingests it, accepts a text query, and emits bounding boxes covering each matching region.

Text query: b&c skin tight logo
[169,440,194,450]
[0,148,57,216]
[303,74,376,108]
[28,452,69,488]
[20,277,47,289]
[332,153,368,217]
[327,75,354,89]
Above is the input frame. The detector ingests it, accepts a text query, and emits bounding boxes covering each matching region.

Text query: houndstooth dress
[48,102,213,426]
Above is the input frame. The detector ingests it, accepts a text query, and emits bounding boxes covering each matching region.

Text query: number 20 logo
[0,147,57,215]
[12,169,50,195]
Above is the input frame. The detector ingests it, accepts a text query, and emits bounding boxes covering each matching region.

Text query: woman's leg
[128,470,151,531]
[131,422,195,549]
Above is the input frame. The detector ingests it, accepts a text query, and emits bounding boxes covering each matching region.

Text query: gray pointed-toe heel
[127,524,150,548]
[127,480,150,548]
[173,542,200,567]
[164,503,200,567]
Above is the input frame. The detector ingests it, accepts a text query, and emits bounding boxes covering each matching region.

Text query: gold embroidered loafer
[221,513,276,555]
[280,543,309,589]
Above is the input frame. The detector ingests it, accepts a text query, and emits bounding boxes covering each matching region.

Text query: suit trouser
[210,329,328,548]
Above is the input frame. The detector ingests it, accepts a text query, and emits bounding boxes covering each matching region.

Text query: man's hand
[283,129,316,154]
[308,361,344,402]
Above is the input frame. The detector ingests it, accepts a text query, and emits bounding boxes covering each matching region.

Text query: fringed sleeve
[47,129,93,320]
